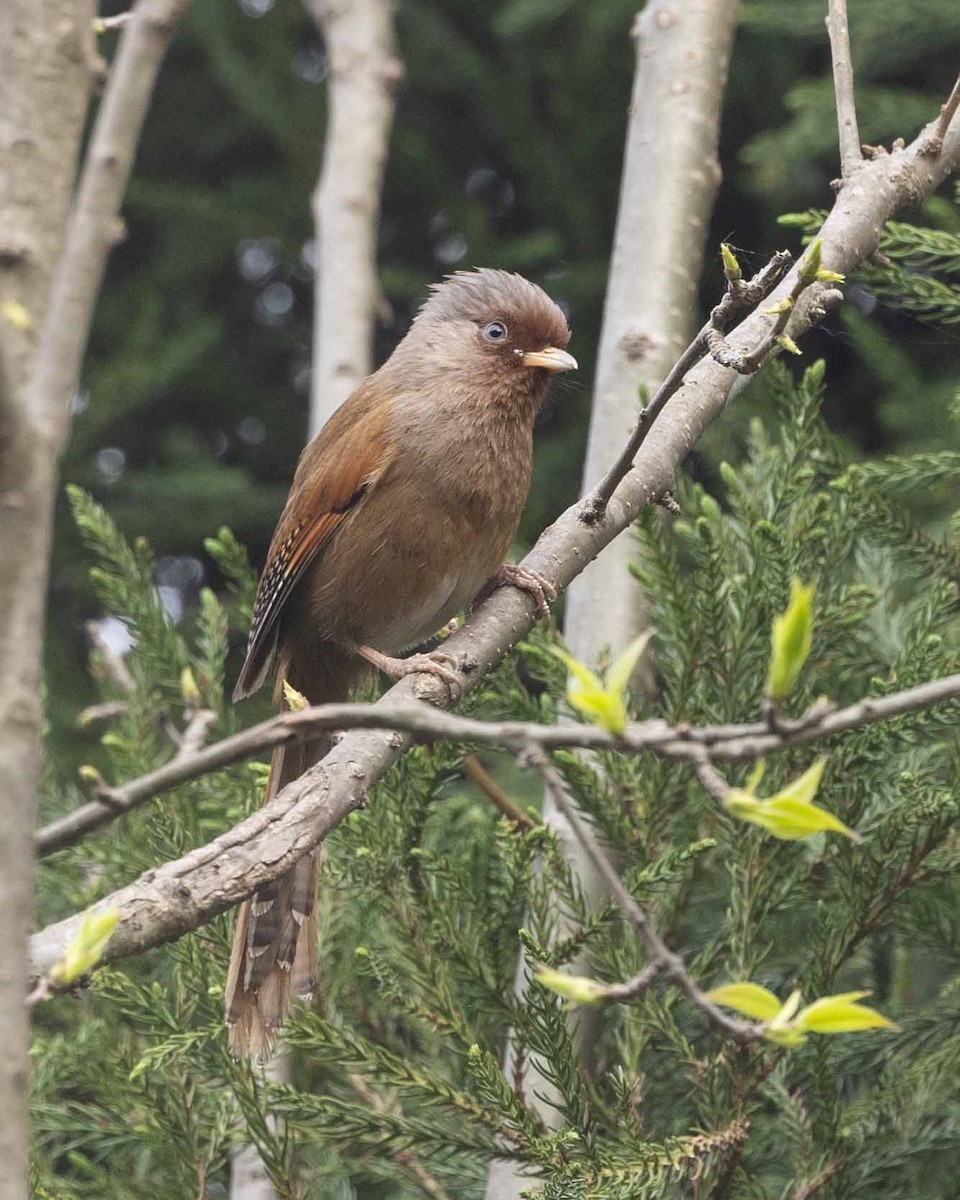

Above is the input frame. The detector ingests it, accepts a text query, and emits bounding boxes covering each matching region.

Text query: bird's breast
[304,406,534,653]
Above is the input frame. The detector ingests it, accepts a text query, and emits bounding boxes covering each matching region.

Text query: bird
[225,268,576,1056]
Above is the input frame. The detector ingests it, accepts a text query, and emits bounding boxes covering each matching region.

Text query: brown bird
[225,268,575,1056]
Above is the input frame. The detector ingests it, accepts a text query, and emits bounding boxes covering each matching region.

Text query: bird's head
[396,268,576,411]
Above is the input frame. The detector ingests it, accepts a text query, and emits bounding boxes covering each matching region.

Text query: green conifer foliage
[33,362,960,1197]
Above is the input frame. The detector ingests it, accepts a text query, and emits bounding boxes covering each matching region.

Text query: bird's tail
[225,647,355,1058]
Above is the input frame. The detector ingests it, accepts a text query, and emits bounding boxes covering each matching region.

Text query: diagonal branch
[922,72,960,157]
[29,91,960,986]
[527,749,760,1042]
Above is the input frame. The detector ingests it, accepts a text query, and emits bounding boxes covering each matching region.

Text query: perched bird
[225,268,576,1056]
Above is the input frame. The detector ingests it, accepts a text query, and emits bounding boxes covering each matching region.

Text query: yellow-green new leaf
[283,679,310,712]
[763,1024,809,1047]
[796,991,895,1034]
[766,579,815,702]
[774,758,826,806]
[720,242,742,282]
[798,238,824,285]
[705,981,782,1021]
[551,647,632,736]
[51,908,120,985]
[604,630,654,699]
[536,967,608,1006]
[725,787,857,842]
[180,666,200,706]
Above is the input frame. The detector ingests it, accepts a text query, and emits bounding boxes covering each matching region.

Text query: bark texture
[0,6,93,1197]
[0,4,188,1196]
[304,0,401,434]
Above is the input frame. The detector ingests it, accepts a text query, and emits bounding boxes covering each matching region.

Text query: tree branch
[527,749,760,1042]
[587,250,793,516]
[496,9,743,1179]
[36,671,960,857]
[825,0,861,179]
[922,72,960,157]
[29,94,960,987]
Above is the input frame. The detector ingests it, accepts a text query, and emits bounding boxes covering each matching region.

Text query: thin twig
[175,709,217,761]
[345,1074,453,1200]
[462,755,537,830]
[691,753,732,803]
[825,0,861,178]
[527,748,761,1042]
[595,963,659,1005]
[705,250,842,376]
[921,73,960,157]
[85,620,135,694]
[93,12,133,31]
[584,251,793,518]
[36,671,960,857]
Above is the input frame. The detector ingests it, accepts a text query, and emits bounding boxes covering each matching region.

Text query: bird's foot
[486,563,557,627]
[356,645,462,701]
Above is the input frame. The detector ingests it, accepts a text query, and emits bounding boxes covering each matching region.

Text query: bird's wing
[232,379,396,701]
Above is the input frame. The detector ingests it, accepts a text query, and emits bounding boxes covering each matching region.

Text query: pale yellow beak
[520,346,578,372]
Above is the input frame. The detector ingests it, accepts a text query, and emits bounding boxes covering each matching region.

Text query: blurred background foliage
[50,0,960,764]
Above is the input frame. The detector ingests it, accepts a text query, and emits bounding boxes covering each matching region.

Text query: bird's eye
[482,321,508,343]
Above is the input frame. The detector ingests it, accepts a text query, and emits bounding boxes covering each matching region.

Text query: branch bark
[825,0,861,179]
[0,6,94,1197]
[0,5,188,1197]
[565,0,738,673]
[29,84,960,1011]
[36,672,960,857]
[302,0,401,434]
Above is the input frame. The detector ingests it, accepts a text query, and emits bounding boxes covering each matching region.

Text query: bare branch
[527,749,760,1042]
[462,755,537,831]
[36,662,960,857]
[85,618,135,694]
[586,249,792,517]
[29,99,960,986]
[922,73,960,157]
[825,0,861,179]
[93,12,133,31]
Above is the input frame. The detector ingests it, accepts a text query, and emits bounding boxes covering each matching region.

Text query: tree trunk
[0,6,94,1197]
[304,0,401,434]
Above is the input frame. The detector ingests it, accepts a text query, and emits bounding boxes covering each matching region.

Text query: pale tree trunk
[0,4,189,1196]
[485,3,740,1195]
[304,0,401,434]
[0,7,94,1199]
[230,4,399,1196]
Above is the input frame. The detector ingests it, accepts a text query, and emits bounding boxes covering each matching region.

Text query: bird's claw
[494,563,557,627]
[357,645,463,702]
